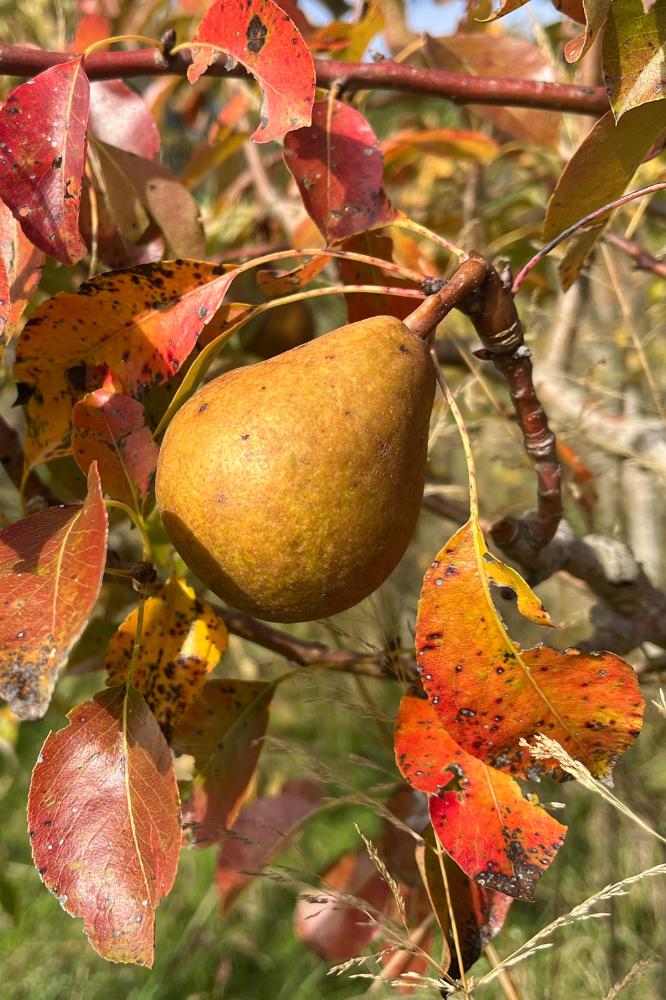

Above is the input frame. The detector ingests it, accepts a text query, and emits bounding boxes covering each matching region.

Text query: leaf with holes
[0,58,89,264]
[89,81,160,159]
[0,464,107,719]
[173,678,273,846]
[415,519,644,780]
[0,198,44,346]
[105,577,228,739]
[187,0,315,143]
[415,825,512,976]
[217,779,324,912]
[603,0,666,118]
[72,378,159,509]
[396,696,567,901]
[283,99,398,244]
[13,259,236,469]
[27,685,181,966]
[543,103,666,289]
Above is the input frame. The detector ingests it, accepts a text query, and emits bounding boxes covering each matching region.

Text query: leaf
[339,233,421,324]
[72,378,159,508]
[27,686,181,966]
[543,103,666,288]
[217,779,323,912]
[563,0,611,62]
[0,198,44,346]
[0,464,107,720]
[415,521,644,780]
[187,0,315,143]
[0,58,89,264]
[415,826,512,976]
[426,34,561,148]
[294,848,392,961]
[602,0,666,118]
[93,142,204,257]
[105,578,228,739]
[255,255,329,297]
[396,696,567,901]
[487,0,530,16]
[71,12,111,52]
[382,128,500,166]
[550,0,586,21]
[13,259,235,469]
[89,81,161,160]
[173,678,273,846]
[283,99,398,245]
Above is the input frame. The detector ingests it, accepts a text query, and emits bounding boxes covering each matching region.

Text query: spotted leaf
[396,696,567,901]
[415,520,644,780]
[283,99,398,245]
[187,0,315,143]
[0,464,107,720]
[0,58,89,264]
[602,0,666,119]
[13,259,236,469]
[27,686,181,966]
[105,578,228,739]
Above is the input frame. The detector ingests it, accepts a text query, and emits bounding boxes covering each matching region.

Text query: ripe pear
[155,315,435,623]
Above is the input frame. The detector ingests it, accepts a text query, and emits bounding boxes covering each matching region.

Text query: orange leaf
[0,198,44,346]
[396,696,567,901]
[27,686,181,966]
[0,464,107,719]
[187,0,315,143]
[415,520,644,780]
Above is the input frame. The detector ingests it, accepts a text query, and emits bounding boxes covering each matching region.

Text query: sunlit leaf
[89,81,160,160]
[13,259,235,468]
[283,99,398,244]
[0,59,89,264]
[72,378,159,508]
[0,198,43,346]
[106,577,228,738]
[187,0,315,143]
[396,696,567,901]
[383,128,500,166]
[563,0,611,62]
[0,464,107,720]
[602,0,666,118]
[173,678,273,846]
[217,779,323,912]
[415,521,644,780]
[27,686,181,966]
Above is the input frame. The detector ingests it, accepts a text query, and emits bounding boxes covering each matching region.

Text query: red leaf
[395,696,567,901]
[174,679,273,847]
[294,849,391,962]
[0,59,89,264]
[283,99,398,244]
[14,259,236,469]
[27,686,181,966]
[72,379,159,508]
[339,233,420,323]
[217,779,323,912]
[0,198,44,345]
[415,521,645,780]
[0,464,107,720]
[71,12,111,51]
[187,0,315,143]
[89,81,160,160]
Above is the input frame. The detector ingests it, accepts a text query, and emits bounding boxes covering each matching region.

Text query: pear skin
[156,315,435,622]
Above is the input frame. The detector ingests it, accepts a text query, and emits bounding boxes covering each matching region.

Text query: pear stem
[402,256,488,340]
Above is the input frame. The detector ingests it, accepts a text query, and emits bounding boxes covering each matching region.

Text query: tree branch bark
[0,43,610,116]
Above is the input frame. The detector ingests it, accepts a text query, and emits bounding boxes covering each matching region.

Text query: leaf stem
[82,35,163,58]
[105,499,152,562]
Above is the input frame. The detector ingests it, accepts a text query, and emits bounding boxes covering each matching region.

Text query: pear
[155,314,435,622]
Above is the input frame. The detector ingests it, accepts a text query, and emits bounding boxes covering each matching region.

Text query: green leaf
[603,0,666,119]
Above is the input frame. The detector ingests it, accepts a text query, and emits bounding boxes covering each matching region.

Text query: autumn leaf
[255,255,329,297]
[415,519,644,781]
[13,259,236,469]
[0,198,43,346]
[382,128,500,166]
[0,58,89,264]
[543,103,666,288]
[173,678,273,846]
[187,0,315,143]
[339,232,421,324]
[395,696,567,901]
[89,81,160,159]
[72,378,159,509]
[283,99,398,244]
[217,779,324,912]
[563,0,611,62]
[105,577,228,739]
[415,825,512,976]
[27,686,181,966]
[0,464,107,720]
[71,12,111,52]
[602,0,666,119]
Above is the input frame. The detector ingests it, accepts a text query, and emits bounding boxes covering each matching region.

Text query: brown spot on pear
[155,315,435,622]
